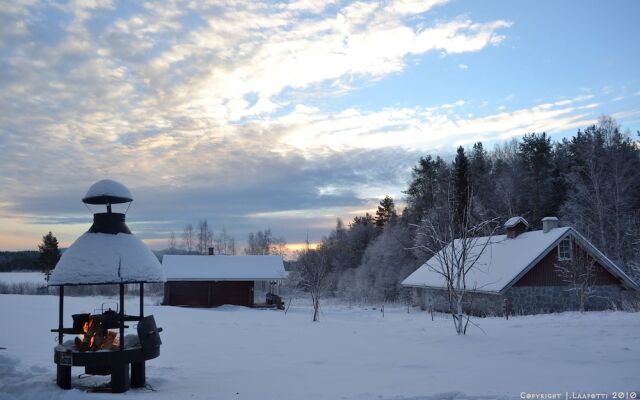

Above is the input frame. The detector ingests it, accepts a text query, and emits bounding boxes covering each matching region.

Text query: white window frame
[557,237,572,261]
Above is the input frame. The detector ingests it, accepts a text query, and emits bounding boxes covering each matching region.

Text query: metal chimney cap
[82,179,133,205]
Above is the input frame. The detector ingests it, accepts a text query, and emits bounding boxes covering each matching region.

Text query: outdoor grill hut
[48,179,165,393]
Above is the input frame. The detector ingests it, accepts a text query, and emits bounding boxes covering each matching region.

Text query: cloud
[0,0,635,250]
[269,94,606,153]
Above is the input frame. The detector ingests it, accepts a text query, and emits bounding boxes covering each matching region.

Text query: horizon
[1,0,639,251]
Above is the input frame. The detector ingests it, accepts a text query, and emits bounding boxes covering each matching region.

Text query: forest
[294,116,640,303]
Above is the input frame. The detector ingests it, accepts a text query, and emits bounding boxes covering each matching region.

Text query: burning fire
[75,316,118,351]
[83,319,95,349]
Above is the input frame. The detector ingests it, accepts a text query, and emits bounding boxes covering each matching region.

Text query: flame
[112,333,120,348]
[82,319,95,348]
[82,319,92,333]
[76,317,119,351]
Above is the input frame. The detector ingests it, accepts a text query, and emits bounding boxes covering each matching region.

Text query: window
[558,238,572,261]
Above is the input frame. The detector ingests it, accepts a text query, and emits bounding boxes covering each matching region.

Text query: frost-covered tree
[350,222,417,303]
[490,139,521,218]
[214,226,236,255]
[554,242,599,312]
[181,224,195,252]
[245,229,286,255]
[403,155,449,224]
[197,219,213,254]
[560,116,640,268]
[413,190,498,335]
[297,246,330,322]
[168,231,177,251]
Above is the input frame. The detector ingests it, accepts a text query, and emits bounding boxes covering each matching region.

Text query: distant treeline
[291,116,640,303]
[0,251,39,272]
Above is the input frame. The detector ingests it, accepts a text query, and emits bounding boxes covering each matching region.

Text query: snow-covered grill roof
[48,232,164,285]
[402,227,638,293]
[49,179,164,286]
[83,179,133,204]
[163,255,288,281]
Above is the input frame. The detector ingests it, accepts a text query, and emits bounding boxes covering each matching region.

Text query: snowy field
[0,272,46,285]
[1,294,639,400]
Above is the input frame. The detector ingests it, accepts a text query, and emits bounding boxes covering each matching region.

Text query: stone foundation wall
[505,285,628,315]
[416,284,636,316]
[418,288,504,316]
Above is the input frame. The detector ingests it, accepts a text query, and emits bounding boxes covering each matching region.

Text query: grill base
[54,345,159,392]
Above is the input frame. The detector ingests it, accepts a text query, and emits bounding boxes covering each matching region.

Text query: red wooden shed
[162,255,287,308]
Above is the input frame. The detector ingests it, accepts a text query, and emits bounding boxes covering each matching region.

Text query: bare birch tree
[554,242,599,312]
[297,246,330,322]
[214,226,236,255]
[181,224,195,253]
[197,219,213,254]
[168,231,177,251]
[412,191,498,335]
[245,229,286,256]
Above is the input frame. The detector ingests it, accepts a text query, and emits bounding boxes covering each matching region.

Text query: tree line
[292,116,640,305]
[167,221,287,256]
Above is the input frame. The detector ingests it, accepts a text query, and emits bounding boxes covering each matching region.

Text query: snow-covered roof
[504,216,529,228]
[163,255,288,281]
[402,227,639,293]
[83,179,133,204]
[49,232,164,285]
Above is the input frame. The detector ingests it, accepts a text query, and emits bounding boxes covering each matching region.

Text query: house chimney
[208,247,214,255]
[542,216,559,233]
[504,216,528,238]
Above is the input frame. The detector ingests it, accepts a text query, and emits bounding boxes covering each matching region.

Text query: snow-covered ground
[0,272,46,285]
[0,294,638,400]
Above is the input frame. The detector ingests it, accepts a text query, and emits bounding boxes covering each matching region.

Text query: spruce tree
[38,232,61,282]
[518,132,553,226]
[403,155,448,223]
[453,146,470,232]
[469,142,493,219]
[374,196,397,229]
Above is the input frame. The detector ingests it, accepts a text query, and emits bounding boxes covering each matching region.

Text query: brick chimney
[504,216,529,238]
[208,247,214,255]
[542,216,559,233]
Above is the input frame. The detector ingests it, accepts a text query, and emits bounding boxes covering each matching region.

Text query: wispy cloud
[0,0,636,249]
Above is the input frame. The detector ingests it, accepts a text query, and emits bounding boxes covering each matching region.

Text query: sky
[1,0,639,252]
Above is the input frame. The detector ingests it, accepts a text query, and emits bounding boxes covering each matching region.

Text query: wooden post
[58,285,64,344]
[131,282,146,388]
[57,285,71,390]
[139,282,144,318]
[119,284,125,351]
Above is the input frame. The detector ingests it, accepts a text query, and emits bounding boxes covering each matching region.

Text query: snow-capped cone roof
[163,255,288,281]
[402,227,638,293]
[504,216,529,228]
[83,179,133,204]
[49,232,164,285]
